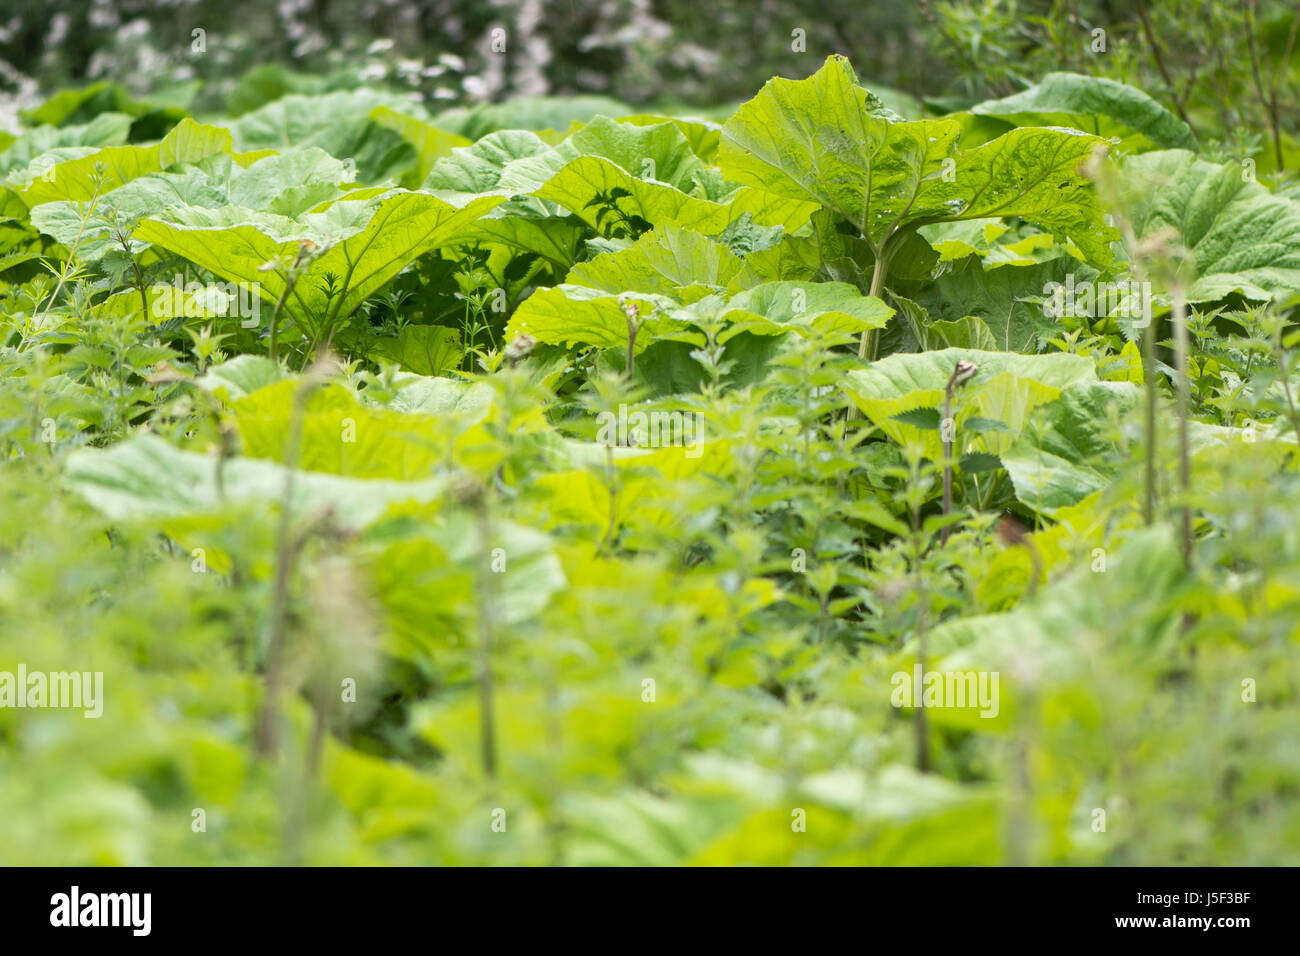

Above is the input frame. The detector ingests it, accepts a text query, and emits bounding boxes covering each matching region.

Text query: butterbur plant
[0,30,1298,876]
[717,56,1119,358]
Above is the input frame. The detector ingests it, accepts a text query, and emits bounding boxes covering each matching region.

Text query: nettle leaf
[718,55,1118,268]
[960,415,1011,434]
[1124,149,1300,304]
[958,451,1001,474]
[844,348,1097,459]
[968,73,1197,154]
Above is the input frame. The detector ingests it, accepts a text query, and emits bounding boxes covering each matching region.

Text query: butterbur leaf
[1124,149,1300,304]
[718,56,955,243]
[135,190,504,338]
[365,325,462,377]
[902,126,1119,266]
[229,89,420,184]
[844,348,1097,459]
[422,129,554,198]
[913,257,1097,353]
[711,281,894,341]
[930,315,1000,351]
[495,117,705,195]
[531,155,816,237]
[507,286,681,351]
[368,105,471,188]
[0,114,132,177]
[718,55,1118,268]
[968,73,1197,154]
[7,118,244,208]
[1000,381,1139,514]
[433,95,633,140]
[567,224,746,298]
[64,434,445,530]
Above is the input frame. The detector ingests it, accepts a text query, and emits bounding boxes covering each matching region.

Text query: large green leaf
[368,106,471,188]
[567,224,746,298]
[969,73,1197,154]
[718,55,1118,265]
[64,434,445,530]
[134,189,504,338]
[496,117,705,194]
[1000,381,1138,514]
[844,348,1097,458]
[31,148,356,262]
[1124,150,1300,303]
[533,156,817,237]
[696,281,894,342]
[718,56,953,241]
[433,95,634,139]
[231,379,464,480]
[373,513,567,658]
[507,286,681,352]
[6,118,247,208]
[0,113,131,177]
[229,90,420,184]
[910,256,1098,352]
[425,121,816,242]
[422,131,590,270]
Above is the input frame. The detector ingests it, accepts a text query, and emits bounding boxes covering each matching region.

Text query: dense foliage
[1,29,1298,864]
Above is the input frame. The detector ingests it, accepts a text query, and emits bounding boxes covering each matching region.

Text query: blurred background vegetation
[1,1,1295,161]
